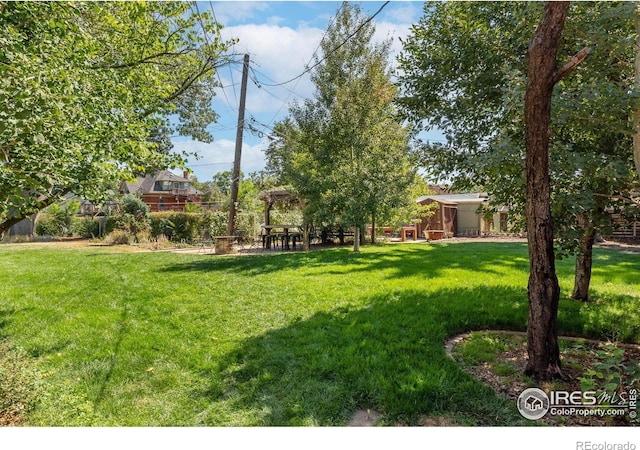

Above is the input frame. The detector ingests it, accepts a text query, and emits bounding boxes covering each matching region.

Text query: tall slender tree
[525,1,571,380]
[399,6,637,284]
[398,1,636,378]
[266,2,415,251]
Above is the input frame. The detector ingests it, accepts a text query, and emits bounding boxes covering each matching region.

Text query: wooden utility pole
[228,54,250,237]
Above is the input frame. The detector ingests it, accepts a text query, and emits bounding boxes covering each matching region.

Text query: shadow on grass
[159,242,531,280]
[0,307,15,341]
[591,247,640,286]
[197,285,532,426]
[572,291,640,342]
[193,278,640,426]
[93,305,129,407]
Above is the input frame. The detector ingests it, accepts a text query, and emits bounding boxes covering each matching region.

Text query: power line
[189,162,234,167]
[306,1,345,70]
[249,1,340,127]
[256,1,390,88]
[190,3,245,121]
[249,66,302,98]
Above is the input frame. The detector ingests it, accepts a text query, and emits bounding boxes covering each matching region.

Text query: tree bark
[353,224,361,252]
[0,216,27,240]
[571,217,595,302]
[0,191,68,240]
[370,212,376,245]
[633,4,640,179]
[303,222,310,251]
[524,1,570,381]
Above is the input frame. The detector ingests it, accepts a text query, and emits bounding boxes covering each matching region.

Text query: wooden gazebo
[257,187,308,250]
[257,187,301,226]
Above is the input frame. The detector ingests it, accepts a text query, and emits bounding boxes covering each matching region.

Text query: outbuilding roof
[417,193,489,205]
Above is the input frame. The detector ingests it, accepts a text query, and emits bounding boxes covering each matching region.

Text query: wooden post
[303,223,309,251]
[228,54,250,238]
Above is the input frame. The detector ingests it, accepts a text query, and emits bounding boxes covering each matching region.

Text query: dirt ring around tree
[445,330,640,426]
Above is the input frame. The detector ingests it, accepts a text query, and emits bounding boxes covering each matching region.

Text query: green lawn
[0,241,638,426]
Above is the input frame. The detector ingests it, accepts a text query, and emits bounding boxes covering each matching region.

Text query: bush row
[146,211,260,242]
[35,211,261,244]
[35,215,100,238]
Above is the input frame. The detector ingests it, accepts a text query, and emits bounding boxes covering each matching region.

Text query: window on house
[154,181,172,191]
[154,180,189,192]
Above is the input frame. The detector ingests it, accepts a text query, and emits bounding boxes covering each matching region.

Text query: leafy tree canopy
[398,1,638,247]
[0,1,235,236]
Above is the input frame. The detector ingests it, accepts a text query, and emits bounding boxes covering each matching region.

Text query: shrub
[34,214,60,237]
[236,212,261,238]
[203,210,228,238]
[168,212,201,242]
[149,215,175,241]
[34,201,79,237]
[121,194,149,218]
[114,195,150,242]
[149,212,202,243]
[104,215,121,235]
[120,213,150,241]
[103,230,133,245]
[73,217,100,238]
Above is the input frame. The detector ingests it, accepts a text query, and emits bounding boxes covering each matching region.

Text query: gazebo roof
[258,187,299,204]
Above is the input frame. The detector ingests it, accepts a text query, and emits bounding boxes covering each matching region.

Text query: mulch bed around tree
[448,331,640,426]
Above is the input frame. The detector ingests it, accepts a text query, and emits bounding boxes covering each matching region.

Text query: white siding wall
[456,203,482,236]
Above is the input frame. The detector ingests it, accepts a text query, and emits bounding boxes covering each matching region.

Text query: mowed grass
[0,241,638,426]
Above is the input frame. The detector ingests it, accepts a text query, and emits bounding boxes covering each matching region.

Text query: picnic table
[261,224,302,250]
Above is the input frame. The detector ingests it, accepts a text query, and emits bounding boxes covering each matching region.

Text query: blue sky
[172,1,431,182]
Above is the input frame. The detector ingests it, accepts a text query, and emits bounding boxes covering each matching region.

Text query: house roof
[417,192,489,205]
[122,170,202,196]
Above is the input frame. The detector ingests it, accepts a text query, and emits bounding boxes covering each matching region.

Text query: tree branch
[552,46,591,85]
[0,140,17,161]
[568,116,635,137]
[163,61,213,104]
[0,188,70,239]
[593,192,640,205]
[139,56,228,118]
[91,48,194,70]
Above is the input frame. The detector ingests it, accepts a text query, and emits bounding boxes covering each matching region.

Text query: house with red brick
[119,170,202,212]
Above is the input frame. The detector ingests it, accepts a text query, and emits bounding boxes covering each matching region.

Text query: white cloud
[383,2,422,26]
[216,22,324,127]
[222,23,322,89]
[211,1,271,26]
[174,138,268,181]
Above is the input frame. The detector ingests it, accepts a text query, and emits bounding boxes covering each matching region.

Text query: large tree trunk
[353,225,361,253]
[634,5,640,179]
[370,212,376,245]
[571,216,596,302]
[0,216,26,241]
[0,191,68,240]
[524,1,570,381]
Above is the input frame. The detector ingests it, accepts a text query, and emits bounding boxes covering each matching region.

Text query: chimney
[183,170,190,180]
